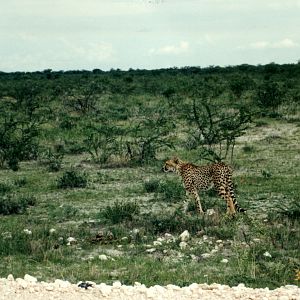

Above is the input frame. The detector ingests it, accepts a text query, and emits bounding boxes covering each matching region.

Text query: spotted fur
[162,157,245,215]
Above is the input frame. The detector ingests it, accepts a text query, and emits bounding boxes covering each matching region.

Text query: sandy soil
[0,274,299,300]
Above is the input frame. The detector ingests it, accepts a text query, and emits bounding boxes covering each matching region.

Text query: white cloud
[149,41,190,55]
[273,38,298,48]
[240,38,299,50]
[61,39,115,63]
[249,41,270,49]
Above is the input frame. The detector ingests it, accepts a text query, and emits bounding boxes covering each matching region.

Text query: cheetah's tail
[233,200,246,213]
[234,203,247,212]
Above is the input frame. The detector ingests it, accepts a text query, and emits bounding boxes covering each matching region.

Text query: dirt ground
[1,275,299,300]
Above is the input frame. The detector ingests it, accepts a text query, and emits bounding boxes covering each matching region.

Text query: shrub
[14,177,28,187]
[101,201,140,224]
[48,204,78,222]
[0,194,36,215]
[242,144,255,153]
[144,179,160,193]
[40,147,64,172]
[149,209,204,234]
[278,199,300,220]
[0,182,12,194]
[57,169,88,189]
[156,178,185,202]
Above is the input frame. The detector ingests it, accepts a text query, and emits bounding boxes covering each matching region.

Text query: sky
[1,0,300,72]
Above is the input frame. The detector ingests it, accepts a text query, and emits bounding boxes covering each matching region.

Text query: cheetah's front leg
[189,190,204,214]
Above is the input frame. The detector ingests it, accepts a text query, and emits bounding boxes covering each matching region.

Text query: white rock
[45,284,54,291]
[99,254,108,261]
[97,283,112,296]
[23,229,32,235]
[49,228,56,234]
[146,248,156,253]
[221,258,229,263]
[16,278,28,289]
[201,253,211,259]
[24,274,37,283]
[132,228,140,234]
[190,254,198,261]
[278,296,289,300]
[263,251,272,258]
[179,230,190,242]
[206,208,215,216]
[113,281,122,288]
[54,279,71,288]
[7,274,14,281]
[164,233,174,239]
[66,237,77,245]
[153,241,162,246]
[179,241,188,250]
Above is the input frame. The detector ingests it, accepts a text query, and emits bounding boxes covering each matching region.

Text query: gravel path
[1,274,299,300]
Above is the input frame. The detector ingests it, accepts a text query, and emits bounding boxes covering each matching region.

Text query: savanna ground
[0,65,299,290]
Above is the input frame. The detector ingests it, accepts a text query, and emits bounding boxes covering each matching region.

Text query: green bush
[101,201,140,224]
[14,177,28,187]
[57,169,88,189]
[40,147,64,172]
[156,178,185,202]
[0,194,36,215]
[144,179,160,193]
[148,209,203,234]
[0,182,12,194]
[48,204,78,222]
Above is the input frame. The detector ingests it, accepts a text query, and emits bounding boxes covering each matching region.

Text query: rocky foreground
[0,274,299,300]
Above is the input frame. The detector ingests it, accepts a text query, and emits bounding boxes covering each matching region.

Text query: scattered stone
[201,253,211,259]
[263,251,272,258]
[146,248,156,253]
[132,228,139,235]
[179,241,188,250]
[98,254,108,261]
[221,258,229,263]
[66,237,77,246]
[16,278,28,289]
[23,229,32,235]
[54,279,71,288]
[24,274,37,283]
[7,274,14,281]
[153,241,162,246]
[206,208,215,216]
[179,230,190,242]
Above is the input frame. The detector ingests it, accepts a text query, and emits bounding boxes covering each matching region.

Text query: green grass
[0,118,299,288]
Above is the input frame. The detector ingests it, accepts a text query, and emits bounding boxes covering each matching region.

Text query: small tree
[0,112,39,170]
[126,107,176,164]
[63,80,105,114]
[182,80,253,162]
[256,80,284,115]
[83,122,123,164]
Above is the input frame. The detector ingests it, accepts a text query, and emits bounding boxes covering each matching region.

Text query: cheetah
[162,157,245,215]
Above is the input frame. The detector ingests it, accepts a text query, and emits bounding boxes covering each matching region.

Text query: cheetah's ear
[173,156,180,164]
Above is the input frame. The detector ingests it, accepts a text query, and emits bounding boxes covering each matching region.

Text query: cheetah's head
[162,157,183,173]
